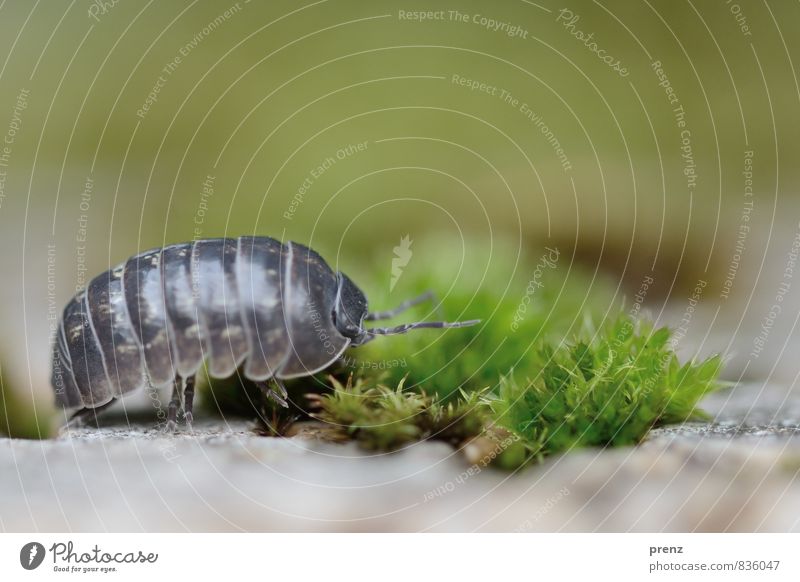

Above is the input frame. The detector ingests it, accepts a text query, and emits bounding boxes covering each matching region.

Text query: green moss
[311,376,491,451]
[348,235,616,400]
[490,314,722,464]
[315,312,722,468]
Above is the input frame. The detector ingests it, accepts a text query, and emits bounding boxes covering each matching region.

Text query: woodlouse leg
[62,399,117,431]
[255,379,288,408]
[165,377,181,432]
[183,374,196,428]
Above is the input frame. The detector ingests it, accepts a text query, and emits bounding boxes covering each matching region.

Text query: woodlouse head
[334,273,481,347]
[332,272,369,343]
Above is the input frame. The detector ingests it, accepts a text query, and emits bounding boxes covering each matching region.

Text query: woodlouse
[51,236,479,429]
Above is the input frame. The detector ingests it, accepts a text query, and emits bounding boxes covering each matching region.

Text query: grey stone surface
[1,383,799,532]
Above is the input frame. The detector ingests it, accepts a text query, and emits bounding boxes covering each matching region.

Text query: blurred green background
[1,0,798,436]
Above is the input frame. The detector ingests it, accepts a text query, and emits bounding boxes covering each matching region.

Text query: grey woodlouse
[51,236,479,429]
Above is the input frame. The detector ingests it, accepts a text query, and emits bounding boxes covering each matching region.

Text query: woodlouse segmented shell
[52,236,351,409]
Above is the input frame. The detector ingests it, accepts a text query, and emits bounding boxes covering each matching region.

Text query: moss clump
[309,376,491,451]
[315,314,722,468]
[348,235,615,401]
[489,315,722,464]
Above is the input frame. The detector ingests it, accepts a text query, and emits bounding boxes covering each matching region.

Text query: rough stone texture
[1,383,798,532]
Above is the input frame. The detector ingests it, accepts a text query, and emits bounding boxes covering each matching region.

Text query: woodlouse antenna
[364,291,435,321]
[365,319,481,336]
